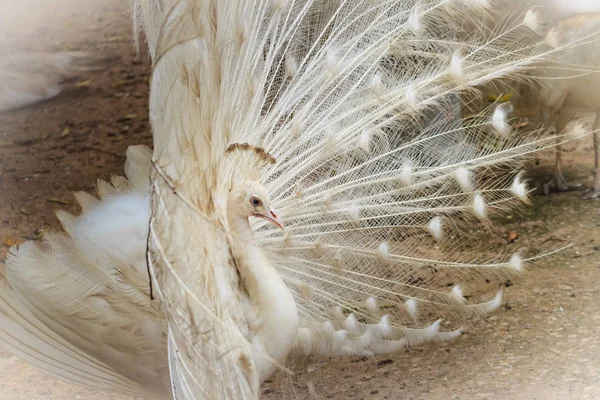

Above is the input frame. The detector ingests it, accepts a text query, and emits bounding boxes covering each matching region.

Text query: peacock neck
[227,213,299,383]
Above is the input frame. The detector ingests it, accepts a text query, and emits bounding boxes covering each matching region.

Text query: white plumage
[1,1,598,399]
[0,51,118,112]
[526,14,600,197]
[0,146,170,398]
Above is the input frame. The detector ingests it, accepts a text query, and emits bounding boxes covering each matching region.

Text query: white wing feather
[0,147,170,399]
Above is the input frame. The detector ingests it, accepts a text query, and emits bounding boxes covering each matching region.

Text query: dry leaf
[39,133,50,141]
[4,238,22,247]
[61,127,71,137]
[507,231,518,243]
[107,35,129,42]
[111,80,127,89]
[0,141,17,148]
[75,80,91,88]
[48,198,73,205]
[513,118,529,129]
[487,91,514,103]
[19,208,30,216]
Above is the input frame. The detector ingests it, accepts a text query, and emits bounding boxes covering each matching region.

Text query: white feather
[509,254,524,272]
[365,297,379,314]
[523,9,542,34]
[490,102,514,137]
[377,241,390,262]
[407,8,423,34]
[369,73,386,100]
[509,173,529,202]
[359,130,372,153]
[448,285,466,304]
[427,216,444,241]
[405,299,419,320]
[473,193,488,220]
[348,202,360,222]
[344,314,361,336]
[564,119,588,140]
[448,51,465,82]
[455,167,474,193]
[400,160,413,186]
[544,28,560,48]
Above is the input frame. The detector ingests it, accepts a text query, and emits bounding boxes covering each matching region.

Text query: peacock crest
[224,142,277,182]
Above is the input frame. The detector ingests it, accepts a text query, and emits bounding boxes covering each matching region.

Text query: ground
[0,1,599,400]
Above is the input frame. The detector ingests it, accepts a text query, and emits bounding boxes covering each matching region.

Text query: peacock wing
[140,0,264,398]
[0,154,170,399]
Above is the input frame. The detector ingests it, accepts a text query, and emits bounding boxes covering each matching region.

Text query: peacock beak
[263,208,284,230]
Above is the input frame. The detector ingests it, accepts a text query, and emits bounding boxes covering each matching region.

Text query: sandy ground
[0,1,599,399]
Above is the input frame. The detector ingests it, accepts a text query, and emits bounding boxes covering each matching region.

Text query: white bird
[1,1,596,399]
[527,14,600,197]
[0,51,119,113]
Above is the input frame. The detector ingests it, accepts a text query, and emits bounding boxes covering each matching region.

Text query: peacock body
[532,13,600,196]
[1,1,599,399]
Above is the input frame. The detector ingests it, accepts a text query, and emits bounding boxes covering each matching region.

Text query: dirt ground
[0,1,599,399]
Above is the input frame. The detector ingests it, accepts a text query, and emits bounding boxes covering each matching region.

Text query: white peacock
[1,0,597,399]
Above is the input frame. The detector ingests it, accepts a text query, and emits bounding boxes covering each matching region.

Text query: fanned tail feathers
[132,0,600,383]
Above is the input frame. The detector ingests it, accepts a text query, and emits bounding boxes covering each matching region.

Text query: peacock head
[229,180,284,230]
[224,143,283,230]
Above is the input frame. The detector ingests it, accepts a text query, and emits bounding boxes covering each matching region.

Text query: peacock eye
[250,196,262,208]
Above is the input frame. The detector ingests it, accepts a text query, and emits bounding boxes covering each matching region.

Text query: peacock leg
[544,112,581,195]
[583,110,600,199]
[544,143,580,194]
